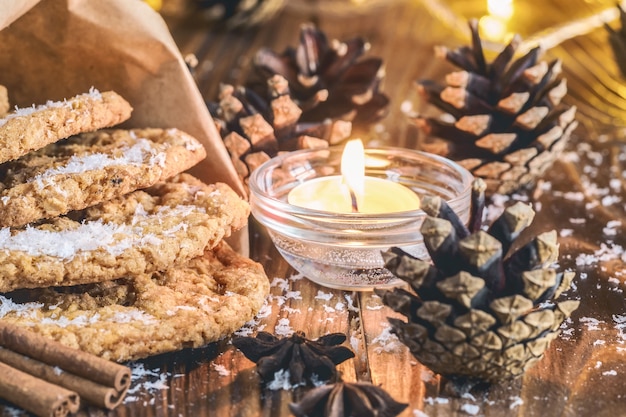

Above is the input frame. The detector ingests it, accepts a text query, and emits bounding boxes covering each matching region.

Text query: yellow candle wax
[287,138,421,214]
[287,175,421,214]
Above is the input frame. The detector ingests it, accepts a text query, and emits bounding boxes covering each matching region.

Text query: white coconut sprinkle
[0,87,103,128]
[0,295,43,318]
[267,369,301,391]
[0,204,203,260]
[30,138,165,188]
[314,290,334,301]
[459,403,479,415]
[509,396,524,409]
[212,363,231,377]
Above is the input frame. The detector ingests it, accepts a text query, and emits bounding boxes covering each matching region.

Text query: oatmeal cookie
[0,173,249,292]
[0,88,132,164]
[0,85,8,116]
[0,128,207,227]
[0,241,269,361]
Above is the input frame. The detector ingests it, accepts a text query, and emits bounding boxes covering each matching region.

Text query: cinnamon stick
[0,322,131,407]
[0,347,127,409]
[0,361,79,417]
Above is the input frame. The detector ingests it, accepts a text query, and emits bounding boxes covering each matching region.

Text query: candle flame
[341,139,365,212]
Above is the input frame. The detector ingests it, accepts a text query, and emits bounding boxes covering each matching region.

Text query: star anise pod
[289,380,407,417]
[251,22,389,124]
[232,331,355,386]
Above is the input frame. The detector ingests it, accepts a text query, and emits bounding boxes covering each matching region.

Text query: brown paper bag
[0,0,249,252]
[0,0,244,195]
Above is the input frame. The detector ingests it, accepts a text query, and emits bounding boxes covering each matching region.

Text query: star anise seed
[289,381,407,417]
[232,331,355,386]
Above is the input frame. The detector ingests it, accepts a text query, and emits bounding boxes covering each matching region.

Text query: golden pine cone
[413,20,578,196]
[379,179,579,390]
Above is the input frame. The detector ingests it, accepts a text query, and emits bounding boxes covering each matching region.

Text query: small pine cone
[251,23,389,125]
[194,0,285,28]
[379,179,579,389]
[208,75,352,189]
[413,20,578,196]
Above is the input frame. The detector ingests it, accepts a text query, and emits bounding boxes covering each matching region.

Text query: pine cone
[251,23,389,125]
[379,179,579,390]
[413,20,578,196]
[195,0,285,28]
[208,75,352,188]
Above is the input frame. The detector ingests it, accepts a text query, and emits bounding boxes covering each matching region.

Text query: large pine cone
[251,23,389,125]
[413,20,578,196]
[379,179,579,388]
[208,75,352,188]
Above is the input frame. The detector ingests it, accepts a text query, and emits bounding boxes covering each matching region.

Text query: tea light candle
[287,140,421,214]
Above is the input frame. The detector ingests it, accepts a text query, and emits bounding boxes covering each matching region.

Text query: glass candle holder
[248,147,473,291]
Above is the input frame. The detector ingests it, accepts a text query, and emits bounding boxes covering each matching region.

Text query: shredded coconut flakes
[0,88,103,128]
[0,204,202,260]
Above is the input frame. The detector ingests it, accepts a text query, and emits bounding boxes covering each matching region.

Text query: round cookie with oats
[0,240,270,361]
[0,88,133,164]
[0,173,249,292]
[0,128,207,228]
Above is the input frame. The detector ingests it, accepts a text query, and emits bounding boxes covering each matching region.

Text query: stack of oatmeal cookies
[0,87,269,362]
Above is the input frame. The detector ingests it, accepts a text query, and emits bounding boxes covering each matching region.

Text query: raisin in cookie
[0,128,207,227]
[0,88,132,164]
[0,241,269,361]
[0,173,249,292]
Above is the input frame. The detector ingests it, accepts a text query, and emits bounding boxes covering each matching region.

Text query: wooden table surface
[5,1,626,416]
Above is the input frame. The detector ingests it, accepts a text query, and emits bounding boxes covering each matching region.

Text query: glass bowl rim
[248,145,474,221]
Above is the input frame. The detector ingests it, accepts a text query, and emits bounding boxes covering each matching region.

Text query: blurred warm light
[480,15,508,41]
[144,0,162,11]
[487,0,513,20]
[479,0,514,42]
